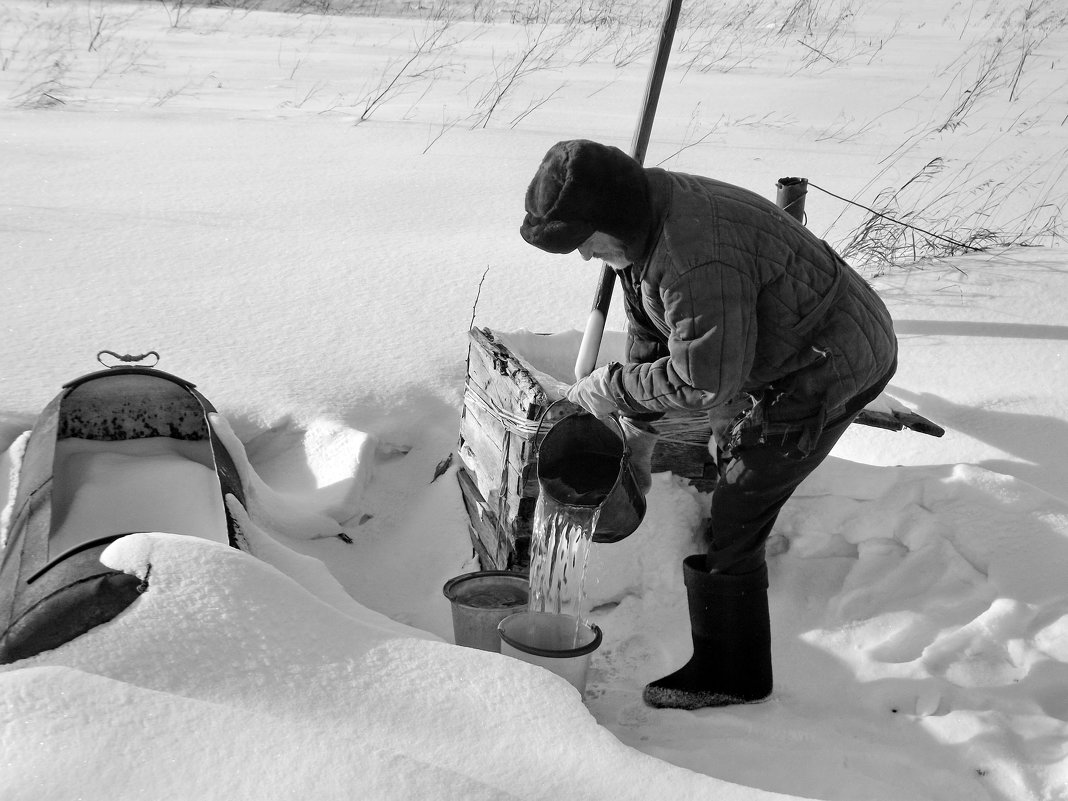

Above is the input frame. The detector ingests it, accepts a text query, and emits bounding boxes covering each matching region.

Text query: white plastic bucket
[498,611,602,693]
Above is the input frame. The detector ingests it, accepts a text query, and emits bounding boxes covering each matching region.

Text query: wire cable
[808,181,986,253]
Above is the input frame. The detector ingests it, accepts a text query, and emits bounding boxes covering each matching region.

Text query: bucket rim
[497,611,602,659]
[534,399,632,458]
[442,570,529,605]
[535,410,631,510]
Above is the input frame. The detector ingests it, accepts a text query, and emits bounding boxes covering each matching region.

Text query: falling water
[528,417,623,648]
[527,492,601,650]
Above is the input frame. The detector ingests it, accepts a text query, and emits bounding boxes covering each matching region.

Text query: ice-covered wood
[456,328,576,569]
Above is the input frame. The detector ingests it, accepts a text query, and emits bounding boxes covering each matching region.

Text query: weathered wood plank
[457,398,509,504]
[456,465,534,571]
[466,328,550,418]
[458,405,542,542]
[457,466,509,570]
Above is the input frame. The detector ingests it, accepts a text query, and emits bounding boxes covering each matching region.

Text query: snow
[1,0,1067,799]
[51,437,230,551]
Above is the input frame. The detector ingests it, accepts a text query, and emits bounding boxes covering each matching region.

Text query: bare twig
[422,106,460,153]
[797,39,834,63]
[508,82,565,128]
[470,23,577,129]
[87,2,106,52]
[469,266,490,332]
[356,17,458,124]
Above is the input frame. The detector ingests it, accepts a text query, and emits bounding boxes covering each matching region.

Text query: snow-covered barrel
[0,363,248,664]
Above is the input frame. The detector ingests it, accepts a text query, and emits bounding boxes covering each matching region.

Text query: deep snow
[2,1,1067,799]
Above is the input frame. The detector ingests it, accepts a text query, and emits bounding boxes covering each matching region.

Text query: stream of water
[527,492,600,638]
[527,424,624,648]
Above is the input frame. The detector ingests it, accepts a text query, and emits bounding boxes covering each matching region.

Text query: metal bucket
[535,407,649,543]
[442,571,528,652]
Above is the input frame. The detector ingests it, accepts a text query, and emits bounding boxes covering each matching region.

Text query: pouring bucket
[498,611,602,693]
[443,571,529,652]
[536,406,649,543]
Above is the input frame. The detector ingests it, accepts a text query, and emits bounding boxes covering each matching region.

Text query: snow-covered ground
[1,1,1067,798]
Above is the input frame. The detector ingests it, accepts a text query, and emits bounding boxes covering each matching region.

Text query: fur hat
[520,140,650,254]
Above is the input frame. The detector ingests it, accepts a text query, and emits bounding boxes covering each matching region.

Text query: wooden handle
[574,266,616,379]
[574,0,682,379]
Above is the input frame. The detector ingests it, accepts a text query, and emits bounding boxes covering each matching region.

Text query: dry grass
[835,157,1064,273]
[826,0,1068,270]
[3,0,1064,265]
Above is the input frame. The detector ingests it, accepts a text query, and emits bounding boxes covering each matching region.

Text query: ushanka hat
[520,140,650,254]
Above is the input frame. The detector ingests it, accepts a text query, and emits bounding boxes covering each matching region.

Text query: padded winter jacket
[603,168,898,445]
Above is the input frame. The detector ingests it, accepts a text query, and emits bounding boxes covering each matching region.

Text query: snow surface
[1,1,1067,799]
[51,437,230,552]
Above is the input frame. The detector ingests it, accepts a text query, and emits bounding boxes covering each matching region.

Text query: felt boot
[643,555,772,710]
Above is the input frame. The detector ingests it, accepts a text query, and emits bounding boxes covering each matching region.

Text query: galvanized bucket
[535,404,648,544]
[442,570,528,652]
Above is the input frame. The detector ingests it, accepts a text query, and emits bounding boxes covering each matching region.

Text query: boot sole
[642,684,771,710]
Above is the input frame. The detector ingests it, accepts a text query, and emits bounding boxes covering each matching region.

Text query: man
[519,139,897,710]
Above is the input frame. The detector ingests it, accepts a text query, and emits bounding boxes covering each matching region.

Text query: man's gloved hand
[566,364,619,419]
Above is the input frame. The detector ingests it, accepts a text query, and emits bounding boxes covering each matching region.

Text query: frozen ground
[1,1,1067,799]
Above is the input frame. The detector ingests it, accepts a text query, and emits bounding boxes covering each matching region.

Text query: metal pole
[629,0,684,165]
[573,0,684,381]
[775,176,808,224]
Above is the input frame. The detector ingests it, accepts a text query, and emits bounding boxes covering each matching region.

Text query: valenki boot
[643,555,772,710]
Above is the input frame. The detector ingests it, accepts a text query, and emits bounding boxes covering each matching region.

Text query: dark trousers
[706,409,857,575]
[706,363,896,575]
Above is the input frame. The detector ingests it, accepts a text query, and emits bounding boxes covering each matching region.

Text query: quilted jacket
[602,168,898,443]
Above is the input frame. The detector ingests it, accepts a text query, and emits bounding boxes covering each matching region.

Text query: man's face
[577,232,630,269]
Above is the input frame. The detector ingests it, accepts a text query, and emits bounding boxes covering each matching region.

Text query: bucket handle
[532,397,632,461]
[97,350,161,369]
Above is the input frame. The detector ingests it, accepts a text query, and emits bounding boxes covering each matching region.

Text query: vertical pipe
[574,0,684,381]
[776,176,808,224]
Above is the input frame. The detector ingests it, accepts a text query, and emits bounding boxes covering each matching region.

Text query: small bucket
[442,571,529,652]
[536,405,648,543]
[497,611,602,693]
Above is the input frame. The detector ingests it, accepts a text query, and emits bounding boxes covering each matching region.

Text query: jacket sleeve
[605,262,758,414]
